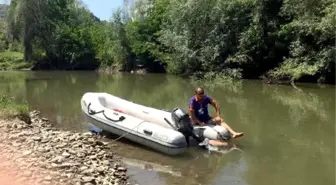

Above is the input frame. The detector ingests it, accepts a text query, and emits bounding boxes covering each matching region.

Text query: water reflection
[0,71,28,103]
[262,84,333,125]
[0,71,334,185]
[24,71,101,130]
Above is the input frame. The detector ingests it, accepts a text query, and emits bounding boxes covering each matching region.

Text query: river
[0,71,334,185]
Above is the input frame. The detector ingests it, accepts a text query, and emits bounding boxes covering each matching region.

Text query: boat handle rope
[87,102,126,122]
[109,121,146,143]
[87,102,146,143]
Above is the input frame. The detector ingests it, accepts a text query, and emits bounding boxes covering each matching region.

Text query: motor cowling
[171,107,202,146]
[171,107,193,132]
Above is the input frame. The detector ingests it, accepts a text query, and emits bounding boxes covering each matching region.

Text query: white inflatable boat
[80,92,230,155]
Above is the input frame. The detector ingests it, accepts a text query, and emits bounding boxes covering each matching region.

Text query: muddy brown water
[0,71,334,185]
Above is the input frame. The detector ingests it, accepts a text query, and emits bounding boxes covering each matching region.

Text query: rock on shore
[0,110,132,185]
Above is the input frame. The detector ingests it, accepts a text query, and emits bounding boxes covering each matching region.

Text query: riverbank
[0,52,32,71]
[0,51,334,86]
[0,110,132,185]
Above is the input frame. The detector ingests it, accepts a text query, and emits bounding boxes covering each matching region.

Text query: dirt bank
[0,110,132,185]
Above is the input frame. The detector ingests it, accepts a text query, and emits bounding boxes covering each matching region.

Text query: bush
[0,95,30,122]
[0,52,31,70]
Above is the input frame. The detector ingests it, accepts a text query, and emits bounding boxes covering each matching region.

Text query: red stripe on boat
[112,108,124,113]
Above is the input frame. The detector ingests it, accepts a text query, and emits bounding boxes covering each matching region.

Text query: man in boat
[188,87,244,146]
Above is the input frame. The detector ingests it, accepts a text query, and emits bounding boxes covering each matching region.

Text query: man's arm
[189,101,203,125]
[209,97,220,117]
[190,110,204,125]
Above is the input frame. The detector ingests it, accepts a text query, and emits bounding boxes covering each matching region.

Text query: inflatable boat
[80,92,229,155]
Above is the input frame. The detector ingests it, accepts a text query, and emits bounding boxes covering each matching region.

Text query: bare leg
[199,138,230,147]
[213,117,244,139]
[208,139,229,146]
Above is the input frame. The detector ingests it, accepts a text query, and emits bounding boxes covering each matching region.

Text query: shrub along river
[0,71,334,185]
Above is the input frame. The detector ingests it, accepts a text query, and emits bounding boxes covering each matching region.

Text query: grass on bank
[0,95,30,122]
[0,52,32,70]
[190,70,243,88]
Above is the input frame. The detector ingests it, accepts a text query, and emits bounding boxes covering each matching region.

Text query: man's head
[195,87,205,100]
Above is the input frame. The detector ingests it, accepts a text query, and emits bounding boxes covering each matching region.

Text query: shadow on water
[0,71,334,185]
[87,124,246,185]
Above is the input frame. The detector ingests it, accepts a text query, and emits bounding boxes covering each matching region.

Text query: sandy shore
[0,110,132,185]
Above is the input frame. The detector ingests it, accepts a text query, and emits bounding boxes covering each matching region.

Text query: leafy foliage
[0,0,334,83]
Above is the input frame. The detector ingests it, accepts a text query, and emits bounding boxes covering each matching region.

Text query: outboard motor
[171,107,202,146]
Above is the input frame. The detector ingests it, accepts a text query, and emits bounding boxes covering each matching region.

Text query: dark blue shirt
[188,95,214,122]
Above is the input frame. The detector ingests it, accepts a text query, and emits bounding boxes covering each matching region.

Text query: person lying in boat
[189,87,244,146]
